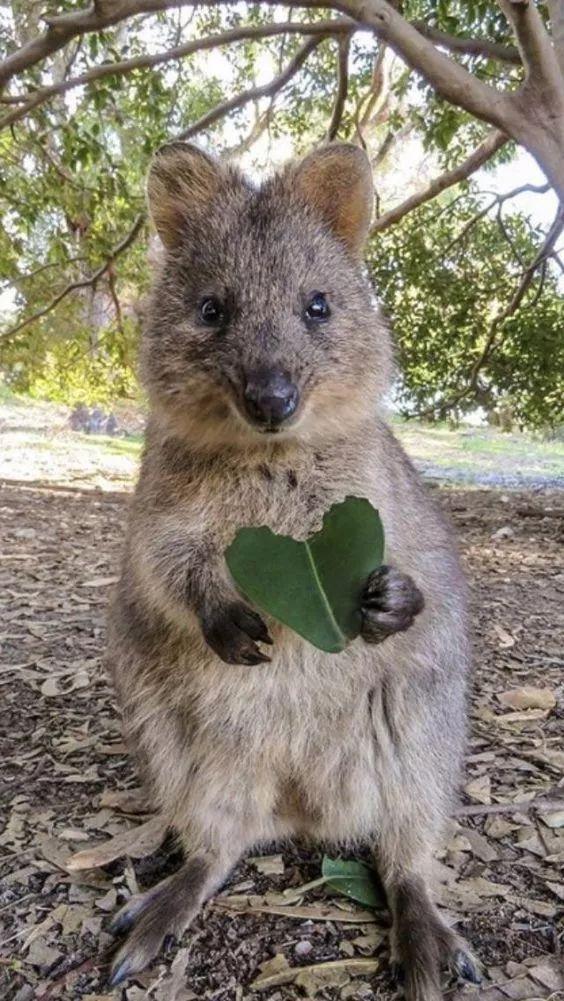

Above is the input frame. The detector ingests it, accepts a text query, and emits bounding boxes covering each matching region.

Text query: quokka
[106,142,479,999]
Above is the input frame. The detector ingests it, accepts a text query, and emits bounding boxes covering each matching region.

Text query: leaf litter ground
[0,472,562,1001]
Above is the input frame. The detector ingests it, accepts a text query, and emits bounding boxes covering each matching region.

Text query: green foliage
[321,857,385,908]
[368,193,564,429]
[0,2,561,426]
[225,498,384,653]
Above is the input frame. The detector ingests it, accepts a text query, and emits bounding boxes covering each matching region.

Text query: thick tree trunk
[518,118,564,201]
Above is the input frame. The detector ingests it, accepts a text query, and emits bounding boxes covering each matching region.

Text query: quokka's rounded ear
[293,143,373,256]
[146,142,226,250]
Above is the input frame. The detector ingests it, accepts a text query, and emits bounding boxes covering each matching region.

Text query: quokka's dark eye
[199,296,225,327]
[304,292,330,324]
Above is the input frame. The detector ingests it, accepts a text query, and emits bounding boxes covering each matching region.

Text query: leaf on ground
[213,895,377,923]
[24,938,63,970]
[351,928,386,954]
[545,880,564,900]
[99,787,153,815]
[66,815,167,870]
[527,956,564,991]
[452,876,511,901]
[22,903,69,951]
[39,836,74,871]
[95,887,118,912]
[251,956,379,991]
[464,775,491,804]
[497,975,540,999]
[321,857,385,908]
[257,954,290,978]
[539,809,564,828]
[492,624,516,648]
[507,894,556,918]
[498,687,556,710]
[248,853,285,875]
[164,947,195,1001]
[40,671,90,697]
[459,828,498,862]
[484,817,518,839]
[495,708,550,725]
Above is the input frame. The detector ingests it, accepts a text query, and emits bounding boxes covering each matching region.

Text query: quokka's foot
[108,856,208,987]
[361,566,424,644]
[391,948,481,999]
[391,876,480,1001]
[200,600,272,665]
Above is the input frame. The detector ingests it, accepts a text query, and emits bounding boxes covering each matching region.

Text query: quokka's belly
[174,636,386,839]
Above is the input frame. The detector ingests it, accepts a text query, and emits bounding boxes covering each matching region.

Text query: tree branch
[547,0,564,77]
[413,22,520,65]
[2,255,88,287]
[443,180,549,254]
[0,0,552,161]
[341,0,514,133]
[0,215,145,343]
[414,204,564,419]
[175,35,326,141]
[370,129,508,234]
[0,0,333,89]
[326,34,351,140]
[498,0,562,92]
[357,42,388,129]
[0,19,352,130]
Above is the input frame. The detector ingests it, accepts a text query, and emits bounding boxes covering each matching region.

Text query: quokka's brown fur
[107,142,478,997]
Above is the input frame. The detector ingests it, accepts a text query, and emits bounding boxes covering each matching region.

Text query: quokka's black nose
[244,370,299,427]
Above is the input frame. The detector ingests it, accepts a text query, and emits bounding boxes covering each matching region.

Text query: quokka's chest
[180,454,375,544]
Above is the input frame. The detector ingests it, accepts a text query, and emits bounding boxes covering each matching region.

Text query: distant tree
[0,1,562,424]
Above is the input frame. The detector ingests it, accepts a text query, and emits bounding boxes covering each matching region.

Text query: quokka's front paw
[200,600,272,665]
[360,565,424,644]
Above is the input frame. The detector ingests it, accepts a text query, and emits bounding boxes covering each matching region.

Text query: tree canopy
[1,0,563,427]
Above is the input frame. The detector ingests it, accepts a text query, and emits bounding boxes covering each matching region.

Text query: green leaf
[225,496,384,653]
[321,857,385,908]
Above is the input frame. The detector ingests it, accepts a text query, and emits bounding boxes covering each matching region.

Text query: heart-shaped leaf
[321,856,386,908]
[225,496,384,653]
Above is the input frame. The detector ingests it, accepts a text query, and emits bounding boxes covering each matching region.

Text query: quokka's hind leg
[373,801,480,1000]
[107,847,236,987]
[385,872,480,1001]
[370,692,480,1000]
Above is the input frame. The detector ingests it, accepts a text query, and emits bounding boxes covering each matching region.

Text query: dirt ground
[0,478,563,1001]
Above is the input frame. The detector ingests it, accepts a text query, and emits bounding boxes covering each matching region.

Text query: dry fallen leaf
[99,787,153,815]
[214,895,377,923]
[66,815,168,870]
[251,956,379,991]
[464,775,491,804]
[540,809,564,829]
[24,938,63,970]
[545,880,564,900]
[492,624,516,648]
[40,671,90,697]
[494,708,550,725]
[460,828,498,862]
[527,956,564,991]
[22,903,69,951]
[498,686,556,711]
[248,853,285,876]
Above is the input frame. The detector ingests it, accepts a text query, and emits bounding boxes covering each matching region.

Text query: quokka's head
[142,141,392,449]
